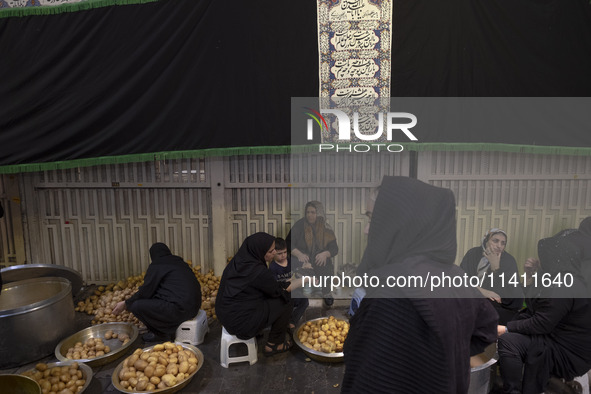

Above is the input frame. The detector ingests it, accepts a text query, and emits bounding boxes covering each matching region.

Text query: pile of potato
[117,342,199,391]
[75,277,144,326]
[21,362,86,394]
[63,331,131,360]
[105,329,131,344]
[298,316,349,354]
[189,262,220,320]
[75,262,221,326]
[65,337,111,360]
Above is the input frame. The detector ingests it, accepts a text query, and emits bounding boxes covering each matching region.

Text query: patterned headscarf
[481,228,507,251]
[476,228,508,279]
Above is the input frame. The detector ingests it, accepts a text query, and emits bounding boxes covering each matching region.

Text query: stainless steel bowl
[20,360,93,394]
[0,264,83,296]
[0,374,41,394]
[0,277,75,368]
[55,322,139,367]
[111,343,204,394]
[293,317,347,363]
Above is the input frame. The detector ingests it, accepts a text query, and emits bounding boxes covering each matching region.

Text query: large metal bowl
[111,343,204,394]
[0,264,83,296]
[0,374,41,394]
[55,322,138,367]
[0,277,75,368]
[293,317,347,363]
[19,360,93,393]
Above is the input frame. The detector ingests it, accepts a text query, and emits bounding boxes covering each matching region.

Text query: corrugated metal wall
[2,151,589,284]
[0,174,25,269]
[18,160,212,284]
[419,151,591,266]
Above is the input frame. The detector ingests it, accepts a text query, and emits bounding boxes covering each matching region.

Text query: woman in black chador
[216,232,293,356]
[460,228,524,324]
[342,176,498,394]
[497,227,591,394]
[113,243,201,342]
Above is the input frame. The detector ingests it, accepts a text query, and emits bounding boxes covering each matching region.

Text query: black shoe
[323,296,334,307]
[142,331,173,343]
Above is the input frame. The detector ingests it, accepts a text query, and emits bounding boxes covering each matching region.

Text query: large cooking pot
[0,276,75,368]
[1,264,83,296]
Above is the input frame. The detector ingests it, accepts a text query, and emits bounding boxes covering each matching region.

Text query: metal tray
[1,264,83,296]
[293,317,346,363]
[20,360,93,393]
[111,343,204,394]
[55,322,138,367]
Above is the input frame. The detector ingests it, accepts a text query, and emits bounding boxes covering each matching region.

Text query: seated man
[113,242,202,342]
[269,237,309,329]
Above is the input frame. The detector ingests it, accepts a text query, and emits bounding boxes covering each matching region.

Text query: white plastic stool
[574,372,590,394]
[220,326,257,368]
[175,310,209,346]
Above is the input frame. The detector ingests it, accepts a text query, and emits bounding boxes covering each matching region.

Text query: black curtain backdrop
[1,0,590,167]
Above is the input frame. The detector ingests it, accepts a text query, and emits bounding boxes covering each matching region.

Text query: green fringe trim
[0,143,590,174]
[406,143,591,155]
[0,0,162,19]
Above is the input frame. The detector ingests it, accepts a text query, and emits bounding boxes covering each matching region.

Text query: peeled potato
[21,363,86,394]
[117,343,199,390]
[298,317,349,354]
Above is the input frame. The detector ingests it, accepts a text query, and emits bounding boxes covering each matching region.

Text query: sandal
[263,338,293,357]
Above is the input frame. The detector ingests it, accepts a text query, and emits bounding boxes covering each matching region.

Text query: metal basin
[111,343,204,393]
[469,343,498,394]
[0,277,75,368]
[0,375,41,394]
[293,317,346,363]
[55,322,139,367]
[0,264,83,296]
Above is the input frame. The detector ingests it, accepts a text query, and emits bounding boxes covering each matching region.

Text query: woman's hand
[497,325,507,336]
[484,247,501,271]
[112,300,126,315]
[293,249,310,265]
[315,251,331,266]
[286,277,302,292]
[479,288,501,303]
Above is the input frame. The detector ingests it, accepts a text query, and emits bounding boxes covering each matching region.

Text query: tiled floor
[1,292,349,394]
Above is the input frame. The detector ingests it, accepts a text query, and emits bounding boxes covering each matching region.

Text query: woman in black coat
[497,228,591,394]
[215,232,293,356]
[460,228,524,324]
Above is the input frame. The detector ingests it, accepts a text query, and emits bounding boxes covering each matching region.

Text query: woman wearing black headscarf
[287,201,338,306]
[567,216,591,297]
[341,176,498,394]
[497,228,591,394]
[460,228,524,324]
[113,242,202,342]
[216,232,294,356]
